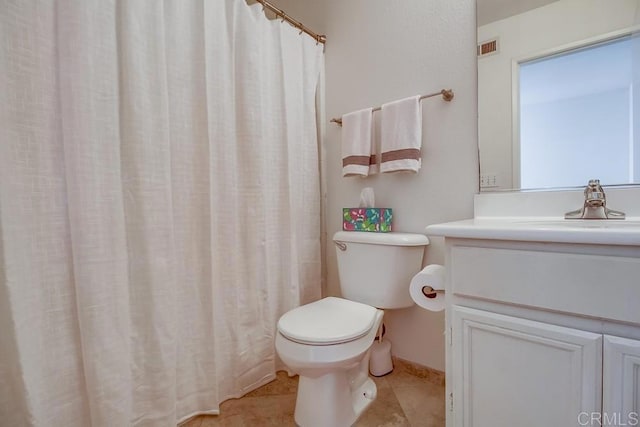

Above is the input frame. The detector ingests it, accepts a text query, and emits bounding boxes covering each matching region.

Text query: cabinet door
[452,306,602,427]
[603,335,640,425]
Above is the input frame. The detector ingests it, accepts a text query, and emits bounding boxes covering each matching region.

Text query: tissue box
[342,208,393,232]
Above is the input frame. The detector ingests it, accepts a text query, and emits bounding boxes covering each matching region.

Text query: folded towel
[380,95,422,173]
[342,108,375,177]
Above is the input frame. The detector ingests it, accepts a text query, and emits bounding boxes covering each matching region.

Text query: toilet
[275,231,429,427]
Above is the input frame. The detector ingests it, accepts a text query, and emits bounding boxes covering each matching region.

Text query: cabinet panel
[604,335,640,425]
[452,306,602,427]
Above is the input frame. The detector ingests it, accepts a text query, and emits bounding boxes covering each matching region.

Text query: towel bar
[330,89,454,126]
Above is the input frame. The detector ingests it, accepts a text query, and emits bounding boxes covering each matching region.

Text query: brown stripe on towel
[369,154,377,165]
[381,148,421,163]
[343,155,371,167]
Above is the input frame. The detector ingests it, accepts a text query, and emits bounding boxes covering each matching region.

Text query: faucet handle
[585,179,605,205]
[586,179,603,194]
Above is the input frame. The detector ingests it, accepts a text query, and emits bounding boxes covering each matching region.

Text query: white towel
[380,95,422,173]
[341,108,375,177]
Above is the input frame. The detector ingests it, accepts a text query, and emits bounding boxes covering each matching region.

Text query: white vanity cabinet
[452,305,602,427]
[604,335,640,425]
[424,222,640,427]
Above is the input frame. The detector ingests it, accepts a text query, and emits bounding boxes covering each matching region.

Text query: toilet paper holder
[421,286,442,299]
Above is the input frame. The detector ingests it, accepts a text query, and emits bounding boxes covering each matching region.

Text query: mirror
[477,0,640,191]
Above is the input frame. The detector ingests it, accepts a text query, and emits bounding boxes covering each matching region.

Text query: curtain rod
[329,89,454,126]
[255,0,326,45]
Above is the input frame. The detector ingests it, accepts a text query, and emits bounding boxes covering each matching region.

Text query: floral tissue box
[342,208,393,232]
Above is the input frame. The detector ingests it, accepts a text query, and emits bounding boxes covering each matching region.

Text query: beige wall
[273,0,478,371]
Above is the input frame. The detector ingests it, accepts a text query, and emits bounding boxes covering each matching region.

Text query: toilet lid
[277,297,378,345]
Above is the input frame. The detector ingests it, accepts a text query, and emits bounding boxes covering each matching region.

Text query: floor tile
[219,393,297,426]
[181,366,445,427]
[393,382,446,427]
[386,362,436,389]
[244,371,299,397]
[354,386,411,427]
[179,416,202,427]
[199,414,238,427]
[370,372,392,390]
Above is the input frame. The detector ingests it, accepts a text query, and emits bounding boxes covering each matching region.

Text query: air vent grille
[478,38,499,57]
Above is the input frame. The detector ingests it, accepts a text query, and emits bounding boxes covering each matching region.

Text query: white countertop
[425,217,640,246]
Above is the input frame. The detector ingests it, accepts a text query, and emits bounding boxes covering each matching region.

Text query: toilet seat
[277,297,378,345]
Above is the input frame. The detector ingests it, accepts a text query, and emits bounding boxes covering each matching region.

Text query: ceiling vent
[478,37,499,57]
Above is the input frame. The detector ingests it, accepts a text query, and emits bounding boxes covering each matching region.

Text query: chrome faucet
[564,179,625,220]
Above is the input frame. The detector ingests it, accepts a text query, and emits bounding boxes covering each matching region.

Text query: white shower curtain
[0,1,323,425]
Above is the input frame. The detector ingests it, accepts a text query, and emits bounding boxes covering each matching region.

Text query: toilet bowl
[275,297,384,427]
[275,232,429,427]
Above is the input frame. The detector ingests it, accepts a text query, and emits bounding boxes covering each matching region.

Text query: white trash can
[369,340,393,377]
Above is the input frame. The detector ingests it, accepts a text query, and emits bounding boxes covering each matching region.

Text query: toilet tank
[333,231,429,309]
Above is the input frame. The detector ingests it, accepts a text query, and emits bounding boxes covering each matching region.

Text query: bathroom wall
[273,0,478,371]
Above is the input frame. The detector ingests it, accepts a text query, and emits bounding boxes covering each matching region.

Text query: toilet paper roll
[409,264,445,312]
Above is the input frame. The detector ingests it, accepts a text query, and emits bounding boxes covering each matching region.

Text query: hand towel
[342,107,375,177]
[380,95,422,173]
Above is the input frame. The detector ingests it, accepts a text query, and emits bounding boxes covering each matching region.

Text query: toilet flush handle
[334,241,347,251]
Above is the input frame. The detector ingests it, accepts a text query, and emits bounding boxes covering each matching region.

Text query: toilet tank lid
[333,231,429,246]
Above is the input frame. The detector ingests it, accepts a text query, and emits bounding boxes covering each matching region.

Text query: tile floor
[181,359,445,427]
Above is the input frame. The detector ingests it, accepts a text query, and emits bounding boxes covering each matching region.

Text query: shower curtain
[0,1,323,425]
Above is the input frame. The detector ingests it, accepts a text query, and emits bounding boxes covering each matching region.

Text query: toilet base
[294,366,377,427]
[275,306,385,427]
